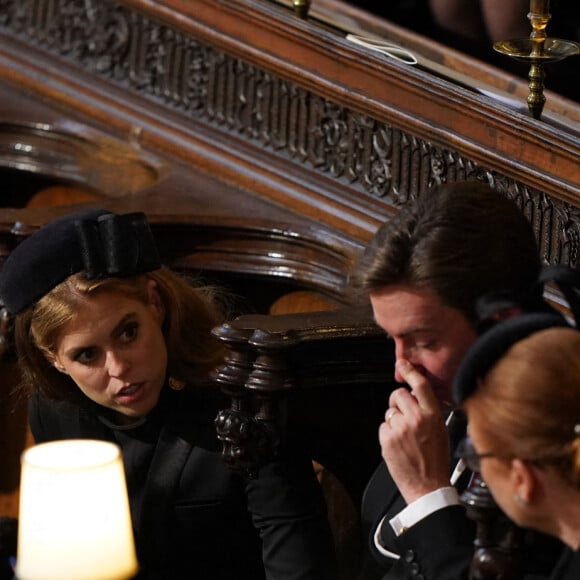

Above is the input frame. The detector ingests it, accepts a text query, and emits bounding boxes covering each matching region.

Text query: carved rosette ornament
[214,407,279,479]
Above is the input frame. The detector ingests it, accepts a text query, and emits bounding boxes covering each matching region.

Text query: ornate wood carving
[211,306,393,502]
[1,0,579,268]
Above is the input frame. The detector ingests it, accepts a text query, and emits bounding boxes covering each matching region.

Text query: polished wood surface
[0,0,578,241]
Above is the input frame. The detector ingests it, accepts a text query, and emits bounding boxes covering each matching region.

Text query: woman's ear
[53,363,69,374]
[510,458,537,505]
[44,352,68,374]
[146,279,165,324]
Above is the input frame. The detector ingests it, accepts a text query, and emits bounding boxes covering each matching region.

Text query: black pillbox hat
[453,310,570,405]
[0,209,161,315]
[453,264,580,405]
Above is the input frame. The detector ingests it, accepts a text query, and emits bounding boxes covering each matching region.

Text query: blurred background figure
[349,0,580,101]
[428,0,530,43]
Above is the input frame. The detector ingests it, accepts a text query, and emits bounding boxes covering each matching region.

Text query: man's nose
[393,342,413,383]
[394,362,406,383]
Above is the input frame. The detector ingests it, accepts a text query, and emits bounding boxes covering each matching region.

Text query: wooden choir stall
[0,0,579,578]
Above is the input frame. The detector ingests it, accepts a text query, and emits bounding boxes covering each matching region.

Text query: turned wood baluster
[210,306,393,498]
[211,320,280,478]
[461,472,522,579]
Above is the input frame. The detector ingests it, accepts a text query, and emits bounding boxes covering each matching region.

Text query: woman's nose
[105,350,130,377]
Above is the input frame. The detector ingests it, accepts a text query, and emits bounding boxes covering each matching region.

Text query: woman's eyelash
[121,322,139,337]
[73,348,96,363]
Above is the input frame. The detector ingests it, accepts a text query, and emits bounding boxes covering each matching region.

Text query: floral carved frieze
[1,0,578,267]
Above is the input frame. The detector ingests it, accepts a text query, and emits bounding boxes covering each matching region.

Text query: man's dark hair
[351,181,542,324]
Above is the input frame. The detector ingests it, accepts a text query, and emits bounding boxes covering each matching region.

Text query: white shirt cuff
[373,516,401,560]
[389,486,460,536]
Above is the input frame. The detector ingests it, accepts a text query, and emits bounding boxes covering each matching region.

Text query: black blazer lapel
[137,425,192,573]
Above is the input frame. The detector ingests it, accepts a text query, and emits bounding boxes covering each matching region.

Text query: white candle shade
[16,440,138,580]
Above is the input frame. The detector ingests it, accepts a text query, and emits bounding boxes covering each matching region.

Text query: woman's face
[52,281,168,419]
[468,414,526,526]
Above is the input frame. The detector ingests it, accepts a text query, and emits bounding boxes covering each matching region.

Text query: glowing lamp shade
[16,440,138,580]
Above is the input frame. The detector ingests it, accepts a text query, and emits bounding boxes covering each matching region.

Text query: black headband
[453,310,571,404]
[453,263,580,405]
[0,209,161,315]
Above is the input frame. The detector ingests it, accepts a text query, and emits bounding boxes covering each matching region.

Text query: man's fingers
[394,359,440,412]
[395,359,424,390]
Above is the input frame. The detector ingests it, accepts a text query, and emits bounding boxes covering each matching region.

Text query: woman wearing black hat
[0,209,337,580]
[454,272,580,580]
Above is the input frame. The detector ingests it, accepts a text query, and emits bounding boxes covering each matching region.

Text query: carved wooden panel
[1,0,579,267]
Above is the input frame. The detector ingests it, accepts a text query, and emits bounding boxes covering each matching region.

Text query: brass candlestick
[493,0,580,120]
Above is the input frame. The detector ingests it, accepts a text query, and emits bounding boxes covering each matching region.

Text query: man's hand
[379,359,450,504]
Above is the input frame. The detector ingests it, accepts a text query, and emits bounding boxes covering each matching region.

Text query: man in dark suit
[351,181,562,579]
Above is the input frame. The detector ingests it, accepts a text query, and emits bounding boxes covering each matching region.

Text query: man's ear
[493,306,524,322]
[510,458,537,504]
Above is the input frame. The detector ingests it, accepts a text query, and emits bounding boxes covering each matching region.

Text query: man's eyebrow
[373,323,434,339]
[395,326,434,339]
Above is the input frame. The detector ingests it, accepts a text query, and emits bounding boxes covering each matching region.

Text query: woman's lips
[115,383,145,403]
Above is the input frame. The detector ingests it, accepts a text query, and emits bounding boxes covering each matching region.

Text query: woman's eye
[75,348,97,364]
[120,322,139,342]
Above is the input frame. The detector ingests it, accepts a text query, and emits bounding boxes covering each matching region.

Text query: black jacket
[29,386,337,580]
[549,548,580,580]
[360,460,475,579]
[359,413,563,580]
